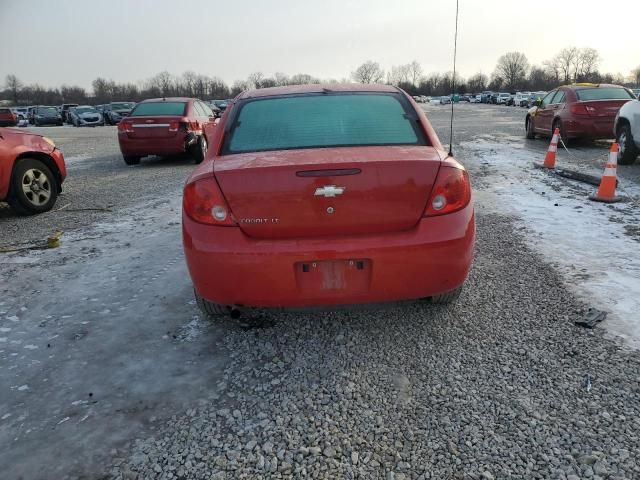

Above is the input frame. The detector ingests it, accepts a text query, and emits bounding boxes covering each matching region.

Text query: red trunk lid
[125,116,182,139]
[214,146,442,239]
[581,100,629,118]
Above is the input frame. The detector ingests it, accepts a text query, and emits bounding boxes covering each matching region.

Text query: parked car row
[525,83,639,164]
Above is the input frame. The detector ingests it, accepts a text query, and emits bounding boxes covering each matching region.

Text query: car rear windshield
[576,88,635,101]
[0,108,11,113]
[38,107,57,114]
[130,102,186,116]
[223,93,426,154]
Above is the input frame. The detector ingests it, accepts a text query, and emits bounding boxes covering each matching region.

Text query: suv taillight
[424,164,471,217]
[183,176,236,226]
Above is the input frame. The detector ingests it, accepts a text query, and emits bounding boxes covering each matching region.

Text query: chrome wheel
[21,168,52,207]
[201,136,208,156]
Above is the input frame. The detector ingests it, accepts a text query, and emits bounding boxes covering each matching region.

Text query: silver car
[69,105,104,127]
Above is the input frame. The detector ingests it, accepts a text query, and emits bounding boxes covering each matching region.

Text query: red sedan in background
[525,83,636,142]
[182,84,475,316]
[117,97,217,165]
[0,108,18,127]
[0,128,67,214]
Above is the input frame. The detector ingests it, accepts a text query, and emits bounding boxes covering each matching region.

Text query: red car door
[534,90,558,134]
[197,101,217,141]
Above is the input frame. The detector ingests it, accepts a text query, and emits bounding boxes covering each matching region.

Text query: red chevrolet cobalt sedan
[182,84,475,315]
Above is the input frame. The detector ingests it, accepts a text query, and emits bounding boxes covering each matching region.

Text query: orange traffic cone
[589,143,622,203]
[543,128,560,168]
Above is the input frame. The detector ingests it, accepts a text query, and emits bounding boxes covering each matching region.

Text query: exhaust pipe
[230,307,241,319]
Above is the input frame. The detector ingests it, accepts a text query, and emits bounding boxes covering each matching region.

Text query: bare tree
[273,72,290,86]
[5,74,23,104]
[247,72,264,89]
[571,48,601,82]
[289,73,320,85]
[182,71,198,96]
[467,73,488,93]
[494,52,529,89]
[631,65,640,86]
[149,71,175,96]
[388,64,410,85]
[352,61,385,84]
[407,61,423,87]
[555,47,578,83]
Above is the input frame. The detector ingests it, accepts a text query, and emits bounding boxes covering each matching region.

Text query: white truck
[614,99,640,165]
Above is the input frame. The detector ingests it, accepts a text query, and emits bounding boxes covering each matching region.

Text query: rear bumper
[183,203,475,308]
[118,133,188,156]
[565,117,615,139]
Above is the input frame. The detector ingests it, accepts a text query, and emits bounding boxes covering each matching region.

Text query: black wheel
[195,290,228,316]
[430,286,463,305]
[8,158,59,215]
[191,136,208,164]
[525,116,536,139]
[616,123,638,165]
[123,155,141,165]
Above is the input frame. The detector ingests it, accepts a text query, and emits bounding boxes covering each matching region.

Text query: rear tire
[616,124,638,165]
[8,158,59,215]
[195,290,228,316]
[525,117,536,139]
[553,119,569,146]
[123,155,141,165]
[430,286,463,305]
[191,136,208,164]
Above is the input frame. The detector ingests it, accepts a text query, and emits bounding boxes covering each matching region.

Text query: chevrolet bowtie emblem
[314,185,345,198]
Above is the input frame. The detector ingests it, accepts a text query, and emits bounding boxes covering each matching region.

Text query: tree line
[2,47,639,106]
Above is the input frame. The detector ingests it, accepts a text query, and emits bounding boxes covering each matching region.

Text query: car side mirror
[535,99,542,107]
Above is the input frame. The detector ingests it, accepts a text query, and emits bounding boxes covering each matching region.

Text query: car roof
[139,97,192,103]
[562,83,625,90]
[237,83,400,100]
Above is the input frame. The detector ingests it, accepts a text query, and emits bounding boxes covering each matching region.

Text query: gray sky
[1,0,638,89]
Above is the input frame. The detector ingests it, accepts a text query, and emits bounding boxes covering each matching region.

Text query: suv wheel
[616,124,638,165]
[8,158,59,215]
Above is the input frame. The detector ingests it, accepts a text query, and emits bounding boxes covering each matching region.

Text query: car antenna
[448,0,460,157]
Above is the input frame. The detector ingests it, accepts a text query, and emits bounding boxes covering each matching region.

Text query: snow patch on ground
[465,139,640,349]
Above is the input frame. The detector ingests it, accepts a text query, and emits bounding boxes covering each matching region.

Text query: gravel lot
[1,105,639,479]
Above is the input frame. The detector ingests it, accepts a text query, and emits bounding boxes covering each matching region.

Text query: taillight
[117,121,134,133]
[424,165,471,217]
[570,104,595,116]
[183,176,236,226]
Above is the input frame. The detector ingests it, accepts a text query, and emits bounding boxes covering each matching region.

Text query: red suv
[526,83,636,142]
[0,108,18,127]
[117,97,217,165]
[0,128,67,214]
